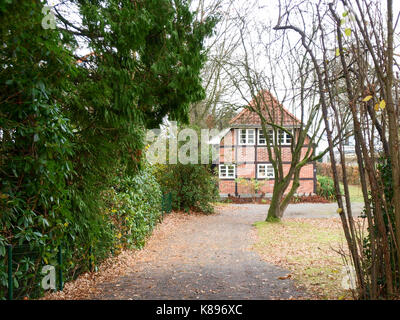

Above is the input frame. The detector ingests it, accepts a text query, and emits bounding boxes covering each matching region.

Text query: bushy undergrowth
[316,163,360,185]
[0,167,162,299]
[360,158,398,296]
[316,175,336,201]
[106,167,162,250]
[154,163,218,214]
[0,0,214,300]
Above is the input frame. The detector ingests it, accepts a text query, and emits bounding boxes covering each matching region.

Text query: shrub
[154,163,218,214]
[0,166,162,299]
[316,163,360,185]
[316,175,336,201]
[107,166,162,249]
[235,178,267,203]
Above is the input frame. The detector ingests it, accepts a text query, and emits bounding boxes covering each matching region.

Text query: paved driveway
[90,203,359,300]
[91,205,308,300]
[229,202,364,219]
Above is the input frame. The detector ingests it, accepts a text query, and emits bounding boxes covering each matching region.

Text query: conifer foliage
[0,0,215,298]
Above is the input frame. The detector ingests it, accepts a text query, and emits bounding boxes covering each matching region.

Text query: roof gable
[229,90,301,127]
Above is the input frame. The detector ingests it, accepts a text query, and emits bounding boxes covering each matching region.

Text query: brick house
[217,91,316,198]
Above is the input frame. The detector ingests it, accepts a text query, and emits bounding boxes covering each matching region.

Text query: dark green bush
[154,164,218,214]
[0,0,214,299]
[316,175,336,201]
[360,157,398,296]
[107,166,162,249]
[0,166,162,299]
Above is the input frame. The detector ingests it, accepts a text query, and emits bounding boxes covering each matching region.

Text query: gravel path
[229,202,364,219]
[92,205,309,300]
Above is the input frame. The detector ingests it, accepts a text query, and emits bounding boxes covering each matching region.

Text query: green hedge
[107,167,162,249]
[154,163,218,214]
[316,175,336,201]
[0,166,162,300]
[0,0,214,300]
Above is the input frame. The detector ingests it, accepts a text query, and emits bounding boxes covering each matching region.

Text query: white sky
[47,0,400,154]
[202,0,400,154]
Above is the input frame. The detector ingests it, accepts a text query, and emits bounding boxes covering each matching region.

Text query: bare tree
[224,7,333,220]
[189,0,243,129]
[274,0,400,299]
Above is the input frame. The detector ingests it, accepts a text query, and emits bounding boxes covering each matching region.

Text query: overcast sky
[47,0,400,154]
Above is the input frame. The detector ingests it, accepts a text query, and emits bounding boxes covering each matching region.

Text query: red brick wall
[218,128,316,196]
[220,129,235,146]
[219,180,235,195]
[219,179,314,196]
[237,163,255,178]
[257,147,308,162]
[237,146,255,162]
[219,147,235,163]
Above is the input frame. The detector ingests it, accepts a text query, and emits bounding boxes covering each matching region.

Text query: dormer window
[239,129,255,145]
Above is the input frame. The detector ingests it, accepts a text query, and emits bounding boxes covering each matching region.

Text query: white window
[257,164,275,179]
[238,129,255,145]
[258,129,274,145]
[278,129,293,145]
[219,164,235,179]
[258,129,266,145]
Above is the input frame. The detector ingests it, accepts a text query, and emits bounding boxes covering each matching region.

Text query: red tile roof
[229,90,301,126]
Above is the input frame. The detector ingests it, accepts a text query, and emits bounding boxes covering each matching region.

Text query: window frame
[257,163,275,179]
[238,129,255,145]
[258,129,266,145]
[258,129,274,145]
[219,164,236,179]
[278,129,293,146]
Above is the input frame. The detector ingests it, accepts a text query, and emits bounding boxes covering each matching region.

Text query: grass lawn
[340,184,364,202]
[253,218,355,299]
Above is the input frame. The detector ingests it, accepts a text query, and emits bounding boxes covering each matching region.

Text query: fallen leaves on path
[42,211,199,300]
[278,274,292,280]
[252,218,356,300]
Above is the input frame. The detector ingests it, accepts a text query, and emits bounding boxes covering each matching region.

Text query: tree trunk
[279,177,300,215]
[266,182,285,221]
[386,0,400,284]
